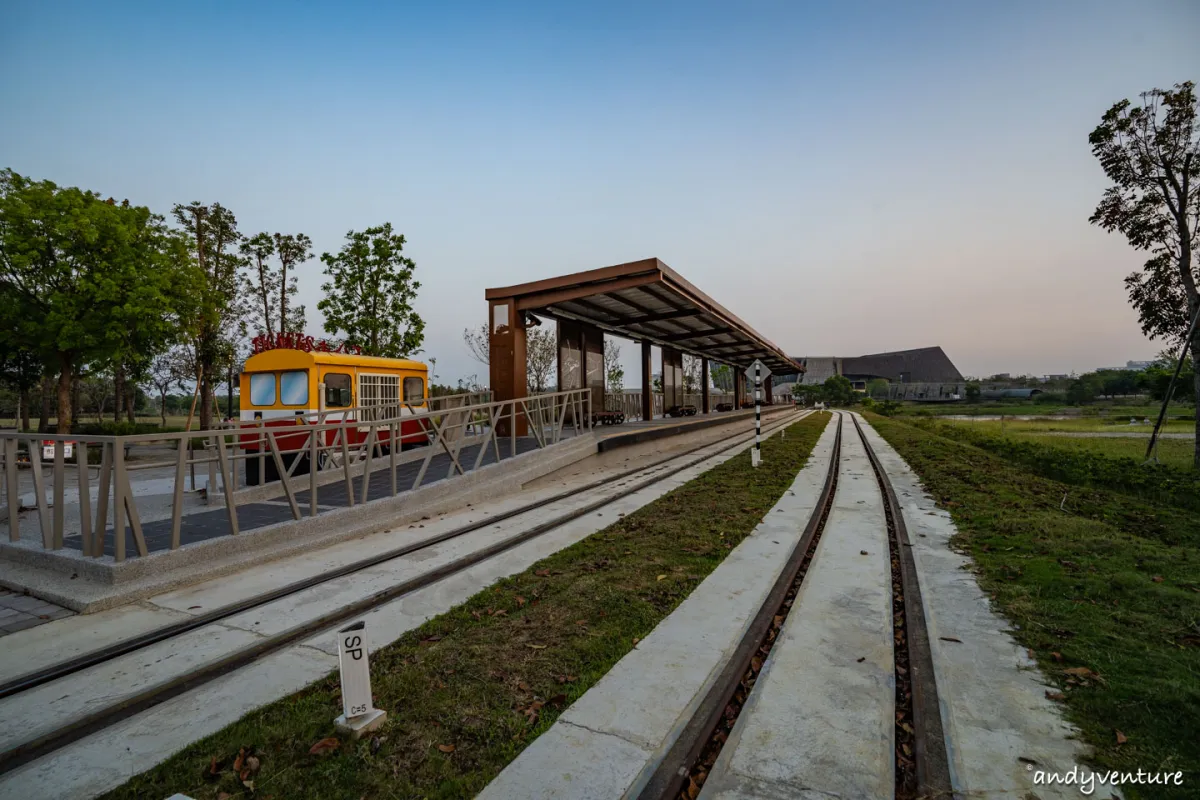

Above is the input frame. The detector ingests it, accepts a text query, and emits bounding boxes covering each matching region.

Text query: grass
[902,401,1194,419]
[867,414,1200,799]
[938,418,1194,434]
[101,413,831,800]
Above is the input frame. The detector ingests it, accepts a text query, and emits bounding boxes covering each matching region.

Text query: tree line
[0,170,425,434]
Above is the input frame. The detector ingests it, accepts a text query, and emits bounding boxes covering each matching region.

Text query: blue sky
[3,1,1198,382]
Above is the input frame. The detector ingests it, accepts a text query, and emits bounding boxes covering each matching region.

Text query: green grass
[995,432,1195,470]
[902,401,1194,419]
[868,414,1200,799]
[101,413,831,800]
[940,418,1194,435]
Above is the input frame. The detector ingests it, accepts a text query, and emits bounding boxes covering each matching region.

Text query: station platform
[597,405,793,452]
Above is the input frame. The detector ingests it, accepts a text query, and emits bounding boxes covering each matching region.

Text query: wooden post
[640,341,652,421]
[701,358,711,414]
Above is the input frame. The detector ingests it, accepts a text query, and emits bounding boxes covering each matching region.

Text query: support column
[641,341,652,421]
[701,357,710,414]
[765,375,773,405]
[734,369,744,409]
[489,299,527,437]
[661,347,682,414]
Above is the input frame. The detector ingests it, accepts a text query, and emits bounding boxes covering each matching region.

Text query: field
[900,400,1193,419]
[868,414,1200,799]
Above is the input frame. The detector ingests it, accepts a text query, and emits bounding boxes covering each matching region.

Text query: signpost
[744,359,771,467]
[334,621,387,738]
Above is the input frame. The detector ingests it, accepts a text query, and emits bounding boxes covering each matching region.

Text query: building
[779,347,965,402]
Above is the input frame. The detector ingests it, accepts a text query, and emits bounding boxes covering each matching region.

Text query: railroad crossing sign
[743,359,772,379]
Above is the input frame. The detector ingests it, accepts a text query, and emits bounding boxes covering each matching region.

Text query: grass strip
[102,412,830,800]
[906,417,1200,513]
[868,414,1200,799]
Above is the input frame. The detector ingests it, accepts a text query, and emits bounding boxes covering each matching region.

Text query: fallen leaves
[939,636,963,643]
[535,569,551,577]
[526,643,547,650]
[437,743,456,753]
[516,596,527,607]
[860,550,869,556]
[1045,691,1065,701]
[308,737,340,756]
[1115,730,1128,745]
[1152,576,1164,583]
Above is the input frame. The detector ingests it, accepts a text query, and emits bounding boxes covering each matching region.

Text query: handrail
[1,388,593,561]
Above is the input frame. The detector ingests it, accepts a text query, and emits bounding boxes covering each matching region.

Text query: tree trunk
[38,375,52,433]
[227,363,234,420]
[1193,343,1200,470]
[71,375,81,430]
[56,354,73,434]
[126,387,136,424]
[199,374,213,431]
[19,387,31,432]
[113,366,124,423]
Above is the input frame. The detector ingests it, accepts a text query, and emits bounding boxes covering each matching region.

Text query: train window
[280,370,308,406]
[249,373,276,406]
[403,377,424,403]
[324,373,352,408]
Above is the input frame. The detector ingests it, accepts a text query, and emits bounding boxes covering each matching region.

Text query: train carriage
[238,338,429,485]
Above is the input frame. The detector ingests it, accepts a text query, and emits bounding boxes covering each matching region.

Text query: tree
[1,171,193,433]
[604,339,624,398]
[173,201,245,430]
[1089,81,1200,466]
[526,325,556,393]
[866,378,889,399]
[319,224,424,358]
[682,355,702,394]
[964,383,981,404]
[822,375,855,406]
[0,338,43,431]
[463,323,490,365]
[273,232,310,333]
[710,363,733,393]
[241,233,280,336]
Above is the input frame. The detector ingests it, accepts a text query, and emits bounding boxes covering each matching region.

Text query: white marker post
[334,621,387,739]
[744,359,771,468]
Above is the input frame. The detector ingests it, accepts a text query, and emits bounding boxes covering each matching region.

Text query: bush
[1033,392,1066,405]
[74,421,181,436]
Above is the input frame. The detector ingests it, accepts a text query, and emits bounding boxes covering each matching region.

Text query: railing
[607,391,737,419]
[0,388,590,561]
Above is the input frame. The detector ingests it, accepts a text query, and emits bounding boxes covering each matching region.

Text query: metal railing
[607,391,738,420]
[0,388,591,561]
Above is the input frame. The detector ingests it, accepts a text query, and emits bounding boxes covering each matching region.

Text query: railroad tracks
[634,411,952,800]
[0,410,808,786]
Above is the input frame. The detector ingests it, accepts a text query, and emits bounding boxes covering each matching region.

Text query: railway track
[634,412,953,800]
[0,410,809,779]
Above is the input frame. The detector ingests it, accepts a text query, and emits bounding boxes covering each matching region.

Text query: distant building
[990,373,1011,381]
[782,347,965,402]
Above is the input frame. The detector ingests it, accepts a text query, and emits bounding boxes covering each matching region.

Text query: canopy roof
[485,258,799,375]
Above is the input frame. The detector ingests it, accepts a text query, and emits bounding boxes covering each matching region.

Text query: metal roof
[485,258,800,374]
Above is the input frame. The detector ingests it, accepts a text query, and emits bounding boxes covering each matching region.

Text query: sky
[3,1,1198,383]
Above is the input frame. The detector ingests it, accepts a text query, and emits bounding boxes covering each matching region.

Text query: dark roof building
[786,347,963,386]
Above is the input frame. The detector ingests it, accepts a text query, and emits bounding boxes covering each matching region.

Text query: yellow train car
[238,338,429,483]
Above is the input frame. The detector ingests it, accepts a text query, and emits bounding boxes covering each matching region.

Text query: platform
[597,405,793,452]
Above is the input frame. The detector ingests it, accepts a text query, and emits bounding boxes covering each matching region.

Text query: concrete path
[479,415,839,800]
[857,416,1119,799]
[0,413,810,800]
[698,415,894,800]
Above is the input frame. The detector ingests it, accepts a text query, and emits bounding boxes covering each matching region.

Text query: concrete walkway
[698,416,894,799]
[479,415,839,800]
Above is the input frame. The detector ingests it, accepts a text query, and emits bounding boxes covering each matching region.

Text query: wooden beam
[657,327,734,343]
[516,273,658,311]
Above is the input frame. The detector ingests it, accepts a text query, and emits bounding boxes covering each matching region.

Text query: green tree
[318,224,424,358]
[964,382,981,404]
[604,339,624,398]
[241,232,310,337]
[173,201,245,430]
[822,374,855,406]
[1,171,193,433]
[1089,81,1200,465]
[866,378,889,399]
[709,363,733,393]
